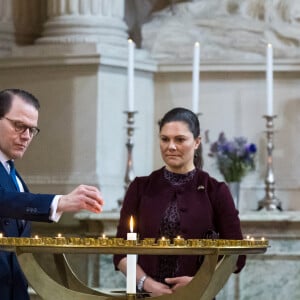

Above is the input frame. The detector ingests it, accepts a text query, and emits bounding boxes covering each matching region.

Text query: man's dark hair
[0,89,40,118]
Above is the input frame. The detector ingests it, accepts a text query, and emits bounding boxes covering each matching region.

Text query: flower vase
[228,181,240,209]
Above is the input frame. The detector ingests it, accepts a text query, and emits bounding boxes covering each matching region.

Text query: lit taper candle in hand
[127,215,137,294]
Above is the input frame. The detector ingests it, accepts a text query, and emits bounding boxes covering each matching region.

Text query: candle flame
[0,233,3,238]
[128,38,133,44]
[102,234,106,239]
[129,216,134,233]
[261,237,265,241]
[267,43,272,48]
[57,233,62,238]
[162,236,165,241]
[194,41,200,47]
[34,235,39,239]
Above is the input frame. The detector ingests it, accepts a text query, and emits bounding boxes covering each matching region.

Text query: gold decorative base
[0,237,268,300]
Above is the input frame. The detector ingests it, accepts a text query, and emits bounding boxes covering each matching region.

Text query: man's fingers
[80,185,104,205]
[84,198,103,213]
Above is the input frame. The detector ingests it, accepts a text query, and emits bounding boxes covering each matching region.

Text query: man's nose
[20,128,32,139]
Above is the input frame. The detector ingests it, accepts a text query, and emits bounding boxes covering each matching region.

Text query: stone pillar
[0,0,14,55]
[14,0,47,45]
[36,0,128,46]
[0,0,47,55]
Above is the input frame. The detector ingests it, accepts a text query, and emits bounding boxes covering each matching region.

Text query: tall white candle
[192,42,200,113]
[128,39,135,112]
[266,43,273,116]
[127,216,137,294]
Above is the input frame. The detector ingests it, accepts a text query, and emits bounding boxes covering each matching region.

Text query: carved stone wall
[141,0,300,61]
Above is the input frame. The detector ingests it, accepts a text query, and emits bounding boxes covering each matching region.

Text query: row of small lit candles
[0,233,268,247]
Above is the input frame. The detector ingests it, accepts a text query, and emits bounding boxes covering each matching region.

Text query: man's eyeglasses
[3,117,40,137]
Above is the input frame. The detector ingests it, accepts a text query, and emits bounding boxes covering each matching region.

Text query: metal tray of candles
[0,236,268,255]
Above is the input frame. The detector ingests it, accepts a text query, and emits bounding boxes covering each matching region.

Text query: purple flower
[248,143,257,153]
[209,133,257,182]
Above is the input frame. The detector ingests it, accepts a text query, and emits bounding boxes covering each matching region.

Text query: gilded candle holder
[84,238,96,246]
[10,238,18,245]
[30,236,43,245]
[98,236,109,246]
[216,240,226,247]
[231,240,242,247]
[42,237,50,245]
[187,239,201,247]
[19,238,30,246]
[10,238,19,245]
[125,239,137,246]
[241,239,251,246]
[0,236,8,245]
[260,238,268,246]
[55,235,66,245]
[158,238,170,246]
[112,238,125,246]
[174,237,186,246]
[142,238,155,246]
[68,237,81,245]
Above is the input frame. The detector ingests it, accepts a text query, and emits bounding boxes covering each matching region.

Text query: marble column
[14,0,47,45]
[0,0,14,56]
[36,0,128,46]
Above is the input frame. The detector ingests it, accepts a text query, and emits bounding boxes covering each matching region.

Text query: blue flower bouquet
[209,132,257,182]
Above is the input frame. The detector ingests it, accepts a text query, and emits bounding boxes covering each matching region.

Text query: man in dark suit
[0,88,104,300]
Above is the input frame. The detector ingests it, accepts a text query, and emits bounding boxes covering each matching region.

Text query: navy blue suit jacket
[0,163,55,300]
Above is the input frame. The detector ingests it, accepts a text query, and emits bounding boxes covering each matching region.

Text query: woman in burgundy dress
[114,107,245,297]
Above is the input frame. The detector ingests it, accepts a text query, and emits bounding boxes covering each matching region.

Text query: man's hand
[165,276,193,291]
[57,185,104,214]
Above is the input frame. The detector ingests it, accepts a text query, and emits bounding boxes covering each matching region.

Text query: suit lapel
[0,162,30,234]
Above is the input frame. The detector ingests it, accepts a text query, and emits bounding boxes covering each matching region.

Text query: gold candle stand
[0,236,268,300]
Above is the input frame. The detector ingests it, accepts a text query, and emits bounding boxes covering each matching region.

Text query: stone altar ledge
[240,210,300,222]
[240,210,300,238]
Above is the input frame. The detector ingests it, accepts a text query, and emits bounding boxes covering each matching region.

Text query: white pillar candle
[266,43,273,116]
[127,39,135,112]
[192,42,200,113]
[127,216,137,294]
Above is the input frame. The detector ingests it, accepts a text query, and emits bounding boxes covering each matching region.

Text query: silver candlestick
[258,115,282,211]
[117,111,137,208]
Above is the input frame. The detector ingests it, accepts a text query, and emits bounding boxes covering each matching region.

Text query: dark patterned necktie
[7,160,24,232]
[7,160,20,191]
